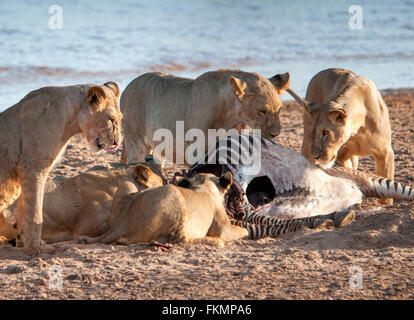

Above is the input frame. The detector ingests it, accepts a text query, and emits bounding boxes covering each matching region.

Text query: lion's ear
[134,164,152,183]
[285,88,315,114]
[87,86,107,111]
[329,109,347,125]
[268,72,290,95]
[143,154,166,179]
[144,154,154,162]
[104,82,120,98]
[177,178,192,189]
[230,76,248,100]
[219,172,233,191]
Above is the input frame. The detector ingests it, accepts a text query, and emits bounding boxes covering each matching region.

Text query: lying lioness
[287,68,394,182]
[0,157,165,244]
[120,69,290,164]
[80,172,250,246]
[0,82,123,254]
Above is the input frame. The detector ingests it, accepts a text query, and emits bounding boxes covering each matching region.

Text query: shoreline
[1,73,414,113]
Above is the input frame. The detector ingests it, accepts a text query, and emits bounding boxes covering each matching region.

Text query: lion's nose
[311,146,322,160]
[268,128,280,138]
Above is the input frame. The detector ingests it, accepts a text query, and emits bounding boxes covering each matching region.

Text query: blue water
[0,0,413,111]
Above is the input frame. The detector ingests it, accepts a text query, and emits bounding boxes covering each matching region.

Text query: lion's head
[79,82,123,153]
[133,154,166,189]
[287,89,349,168]
[229,72,290,140]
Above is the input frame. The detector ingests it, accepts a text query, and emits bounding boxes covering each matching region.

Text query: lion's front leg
[375,147,394,180]
[208,208,249,242]
[214,224,249,242]
[351,155,359,172]
[375,147,395,206]
[19,171,49,255]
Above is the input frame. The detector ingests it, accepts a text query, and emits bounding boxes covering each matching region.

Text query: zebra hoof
[376,198,393,206]
[312,219,334,229]
[333,209,356,228]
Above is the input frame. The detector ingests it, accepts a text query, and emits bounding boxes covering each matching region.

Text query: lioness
[81,172,250,246]
[287,68,394,181]
[0,157,165,244]
[0,82,122,255]
[120,69,290,164]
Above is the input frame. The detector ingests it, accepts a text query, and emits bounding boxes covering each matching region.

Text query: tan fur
[0,82,122,255]
[0,161,164,244]
[0,212,16,241]
[120,70,290,163]
[291,69,393,181]
[81,172,249,246]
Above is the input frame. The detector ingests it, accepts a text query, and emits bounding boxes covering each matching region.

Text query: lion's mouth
[104,144,119,153]
[95,138,119,153]
[315,157,336,169]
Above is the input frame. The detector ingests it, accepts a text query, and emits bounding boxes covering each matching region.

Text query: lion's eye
[322,130,329,138]
[257,109,266,116]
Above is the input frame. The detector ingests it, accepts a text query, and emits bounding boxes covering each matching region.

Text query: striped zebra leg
[230,219,303,239]
[246,211,331,228]
[246,209,355,229]
[246,212,302,225]
[366,177,414,200]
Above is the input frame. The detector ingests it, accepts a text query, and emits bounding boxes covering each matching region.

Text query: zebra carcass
[187,135,413,220]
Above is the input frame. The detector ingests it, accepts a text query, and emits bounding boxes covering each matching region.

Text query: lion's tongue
[104,145,119,153]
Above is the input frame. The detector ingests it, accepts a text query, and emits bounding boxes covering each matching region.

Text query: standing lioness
[0,82,122,255]
[120,69,290,164]
[287,68,394,181]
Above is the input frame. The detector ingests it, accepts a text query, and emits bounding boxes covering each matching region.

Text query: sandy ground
[0,89,413,300]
